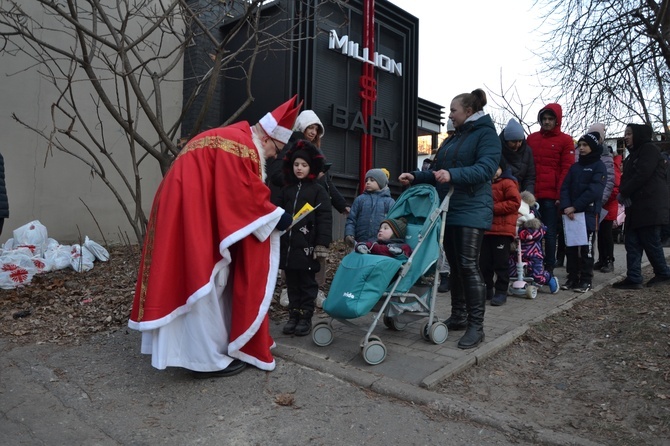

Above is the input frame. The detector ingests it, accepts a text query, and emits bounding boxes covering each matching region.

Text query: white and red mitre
[259,95,303,144]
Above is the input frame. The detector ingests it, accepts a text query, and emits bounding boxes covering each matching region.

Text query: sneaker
[573,282,591,293]
[491,293,507,306]
[560,279,577,291]
[548,276,559,294]
[612,278,643,290]
[646,275,670,287]
[600,261,614,273]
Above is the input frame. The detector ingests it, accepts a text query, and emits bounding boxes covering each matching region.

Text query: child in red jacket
[479,159,521,306]
[354,217,412,258]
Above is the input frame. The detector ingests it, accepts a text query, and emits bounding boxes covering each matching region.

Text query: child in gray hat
[344,168,396,245]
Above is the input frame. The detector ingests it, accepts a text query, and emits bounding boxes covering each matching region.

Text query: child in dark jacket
[479,160,521,306]
[354,217,412,258]
[278,140,332,336]
[559,132,607,293]
[344,168,395,245]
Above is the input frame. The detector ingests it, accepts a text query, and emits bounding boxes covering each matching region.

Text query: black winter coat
[0,152,8,219]
[500,132,536,194]
[619,124,670,229]
[560,149,606,232]
[278,180,332,271]
[278,139,332,271]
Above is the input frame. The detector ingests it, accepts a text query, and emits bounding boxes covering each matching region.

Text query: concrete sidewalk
[271,243,664,391]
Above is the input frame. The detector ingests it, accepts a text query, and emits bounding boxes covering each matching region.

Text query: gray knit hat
[503,118,525,141]
[365,168,388,189]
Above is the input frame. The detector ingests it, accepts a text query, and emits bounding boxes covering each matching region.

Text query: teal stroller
[312,184,453,365]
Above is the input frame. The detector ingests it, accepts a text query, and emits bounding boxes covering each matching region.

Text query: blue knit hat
[503,119,525,141]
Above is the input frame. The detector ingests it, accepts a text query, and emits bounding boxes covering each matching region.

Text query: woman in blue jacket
[399,89,500,349]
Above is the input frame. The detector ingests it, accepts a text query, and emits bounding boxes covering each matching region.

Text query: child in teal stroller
[313,184,453,365]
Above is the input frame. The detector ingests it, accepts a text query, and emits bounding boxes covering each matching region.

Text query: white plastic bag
[0,252,37,289]
[70,244,95,273]
[13,220,49,257]
[83,236,109,262]
[44,244,72,270]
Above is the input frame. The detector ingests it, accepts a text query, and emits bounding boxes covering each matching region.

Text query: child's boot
[282,309,300,335]
[294,311,312,336]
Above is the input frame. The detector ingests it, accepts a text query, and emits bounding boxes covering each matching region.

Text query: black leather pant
[444,226,486,327]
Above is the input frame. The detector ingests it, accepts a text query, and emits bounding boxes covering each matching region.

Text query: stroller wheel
[428,322,448,344]
[312,322,334,347]
[526,285,538,299]
[420,321,431,341]
[362,340,387,365]
[383,315,408,331]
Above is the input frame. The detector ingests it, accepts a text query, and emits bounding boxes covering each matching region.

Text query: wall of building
[0,3,179,244]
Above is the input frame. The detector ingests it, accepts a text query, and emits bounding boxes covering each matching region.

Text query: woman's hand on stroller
[398,172,414,185]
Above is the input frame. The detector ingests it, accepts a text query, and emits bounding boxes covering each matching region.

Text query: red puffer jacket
[527,103,575,201]
[486,174,521,237]
[603,154,622,221]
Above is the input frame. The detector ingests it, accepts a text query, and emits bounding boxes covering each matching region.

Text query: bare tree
[533,0,670,137]
[0,0,341,244]
[486,69,546,136]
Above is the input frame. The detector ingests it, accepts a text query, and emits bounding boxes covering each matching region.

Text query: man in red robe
[129,96,301,378]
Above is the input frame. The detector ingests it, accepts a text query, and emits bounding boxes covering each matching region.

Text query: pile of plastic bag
[0,220,110,290]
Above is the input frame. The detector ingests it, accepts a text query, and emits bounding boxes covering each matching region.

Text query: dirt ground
[1,244,668,445]
[436,276,670,446]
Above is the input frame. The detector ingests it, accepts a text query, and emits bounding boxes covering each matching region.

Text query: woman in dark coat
[499,118,536,194]
[0,152,8,237]
[613,123,670,289]
[399,88,500,349]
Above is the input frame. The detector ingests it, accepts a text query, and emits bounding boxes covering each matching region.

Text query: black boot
[438,272,451,293]
[294,312,312,336]
[282,310,300,334]
[458,282,486,349]
[445,290,467,330]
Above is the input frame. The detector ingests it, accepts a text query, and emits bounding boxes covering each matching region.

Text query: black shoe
[457,325,485,349]
[560,279,577,291]
[445,315,468,330]
[600,261,614,273]
[612,278,643,290]
[593,260,603,270]
[646,275,670,287]
[490,293,507,306]
[294,318,312,336]
[573,282,591,293]
[438,273,451,293]
[192,360,247,379]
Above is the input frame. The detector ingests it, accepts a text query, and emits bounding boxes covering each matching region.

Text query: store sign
[328,30,403,77]
[331,105,398,140]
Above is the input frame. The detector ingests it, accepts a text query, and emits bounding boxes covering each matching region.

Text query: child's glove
[344,235,356,247]
[387,244,403,256]
[314,245,329,259]
[355,243,369,254]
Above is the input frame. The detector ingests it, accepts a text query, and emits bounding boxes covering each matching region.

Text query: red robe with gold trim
[129,122,284,371]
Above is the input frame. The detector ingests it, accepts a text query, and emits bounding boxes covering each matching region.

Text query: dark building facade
[183,0,442,205]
